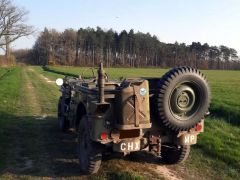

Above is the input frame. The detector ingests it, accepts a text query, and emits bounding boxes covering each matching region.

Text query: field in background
[0,65,239,179]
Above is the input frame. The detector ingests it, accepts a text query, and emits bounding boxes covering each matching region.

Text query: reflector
[195,124,202,131]
[100,132,108,140]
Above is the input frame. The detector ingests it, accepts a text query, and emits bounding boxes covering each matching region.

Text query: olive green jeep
[56,63,210,174]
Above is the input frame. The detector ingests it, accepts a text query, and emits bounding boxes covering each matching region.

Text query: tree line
[16,27,240,70]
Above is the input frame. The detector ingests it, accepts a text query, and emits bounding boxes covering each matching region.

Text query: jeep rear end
[57,63,210,174]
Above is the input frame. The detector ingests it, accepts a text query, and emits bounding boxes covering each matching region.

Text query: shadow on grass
[0,112,84,178]
[42,66,102,81]
[42,66,79,78]
[0,112,162,179]
[210,104,240,126]
[0,69,14,80]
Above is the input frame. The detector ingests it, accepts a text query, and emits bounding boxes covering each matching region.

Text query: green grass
[203,70,240,125]
[33,66,66,80]
[40,65,240,179]
[47,65,168,80]
[0,67,8,77]
[26,69,60,114]
[0,67,22,115]
[0,67,22,169]
[0,67,74,179]
[184,118,240,179]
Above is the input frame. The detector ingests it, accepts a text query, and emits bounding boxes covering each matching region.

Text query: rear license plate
[113,139,141,152]
[180,133,197,145]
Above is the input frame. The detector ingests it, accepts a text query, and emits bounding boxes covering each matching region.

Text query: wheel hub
[170,84,197,120]
[177,92,190,108]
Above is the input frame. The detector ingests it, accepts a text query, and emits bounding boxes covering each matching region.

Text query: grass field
[0,65,239,179]
[0,68,7,77]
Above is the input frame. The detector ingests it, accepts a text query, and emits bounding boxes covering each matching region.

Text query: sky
[12,0,240,54]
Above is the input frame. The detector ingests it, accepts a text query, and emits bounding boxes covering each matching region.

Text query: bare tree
[0,0,34,64]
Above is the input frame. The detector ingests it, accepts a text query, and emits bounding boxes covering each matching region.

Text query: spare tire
[156,67,210,131]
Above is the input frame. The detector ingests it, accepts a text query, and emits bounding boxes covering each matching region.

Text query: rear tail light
[195,124,202,132]
[100,132,108,140]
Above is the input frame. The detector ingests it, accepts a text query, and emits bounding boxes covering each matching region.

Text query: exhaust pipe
[98,62,105,103]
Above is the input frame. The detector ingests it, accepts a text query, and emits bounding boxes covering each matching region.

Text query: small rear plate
[113,138,141,152]
[179,133,197,145]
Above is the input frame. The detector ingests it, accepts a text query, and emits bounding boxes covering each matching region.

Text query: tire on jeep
[156,67,210,131]
[77,116,102,174]
[58,97,69,132]
[161,144,190,164]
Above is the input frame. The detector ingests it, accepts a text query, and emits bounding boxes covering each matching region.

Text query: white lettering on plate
[120,142,140,151]
[190,135,195,142]
[135,142,140,150]
[120,143,126,151]
[128,142,134,151]
[185,136,190,143]
[184,135,195,144]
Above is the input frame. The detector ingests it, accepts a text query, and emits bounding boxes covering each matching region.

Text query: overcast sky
[13,0,240,54]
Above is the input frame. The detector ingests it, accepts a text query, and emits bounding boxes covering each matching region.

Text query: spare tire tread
[156,66,211,131]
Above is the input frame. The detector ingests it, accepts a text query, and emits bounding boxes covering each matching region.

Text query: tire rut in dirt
[24,68,42,115]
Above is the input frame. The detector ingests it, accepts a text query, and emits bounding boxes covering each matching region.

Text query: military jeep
[56,63,210,174]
